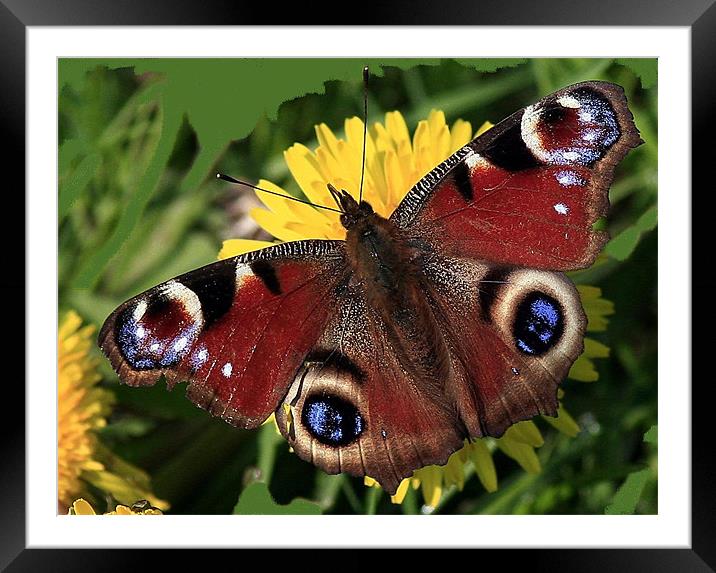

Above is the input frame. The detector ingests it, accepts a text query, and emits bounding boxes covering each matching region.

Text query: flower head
[220,108,613,510]
[58,311,113,508]
[219,110,483,258]
[68,498,163,515]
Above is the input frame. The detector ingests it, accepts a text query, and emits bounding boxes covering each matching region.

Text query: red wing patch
[415,161,606,269]
[99,240,346,428]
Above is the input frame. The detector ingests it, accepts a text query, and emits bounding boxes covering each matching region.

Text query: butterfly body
[99,81,642,494]
[341,193,415,306]
[338,192,451,390]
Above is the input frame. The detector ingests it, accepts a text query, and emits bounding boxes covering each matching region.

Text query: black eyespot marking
[250,260,282,295]
[302,393,364,447]
[532,87,621,167]
[306,348,366,382]
[179,258,236,326]
[452,160,473,202]
[541,106,566,125]
[482,123,541,171]
[514,292,564,356]
[478,267,510,322]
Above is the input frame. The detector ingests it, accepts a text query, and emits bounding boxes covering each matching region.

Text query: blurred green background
[58,58,657,515]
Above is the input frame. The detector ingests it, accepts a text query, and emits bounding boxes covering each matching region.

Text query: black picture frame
[6,0,709,568]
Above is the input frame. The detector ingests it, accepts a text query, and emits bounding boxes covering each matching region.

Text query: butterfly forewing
[392,81,642,270]
[99,240,346,428]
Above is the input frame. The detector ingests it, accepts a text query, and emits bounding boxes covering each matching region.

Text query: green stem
[401,485,419,515]
[340,477,363,514]
[365,485,382,515]
[476,473,538,514]
[72,99,183,289]
[532,59,554,94]
[256,423,282,485]
[152,422,250,503]
[58,152,101,222]
[403,67,428,107]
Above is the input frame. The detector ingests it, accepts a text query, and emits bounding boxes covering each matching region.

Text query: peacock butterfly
[98,80,642,495]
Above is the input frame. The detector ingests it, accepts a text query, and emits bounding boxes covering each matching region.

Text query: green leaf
[605,468,651,514]
[604,424,660,517]
[233,482,322,515]
[110,380,207,421]
[605,205,658,261]
[59,152,101,222]
[615,58,658,89]
[72,99,183,289]
[59,138,88,174]
[454,58,527,72]
[313,473,346,512]
[256,421,283,485]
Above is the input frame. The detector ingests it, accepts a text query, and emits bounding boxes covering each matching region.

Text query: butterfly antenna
[358,65,369,204]
[217,173,343,214]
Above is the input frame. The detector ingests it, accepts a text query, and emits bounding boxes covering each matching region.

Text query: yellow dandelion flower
[58,311,114,509]
[58,311,168,513]
[568,286,614,383]
[68,498,163,515]
[219,109,612,510]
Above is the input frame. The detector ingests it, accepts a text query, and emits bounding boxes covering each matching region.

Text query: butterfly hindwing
[274,278,465,495]
[99,240,346,428]
[418,252,586,438]
[392,81,642,270]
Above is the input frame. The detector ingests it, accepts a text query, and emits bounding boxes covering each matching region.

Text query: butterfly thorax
[339,192,452,389]
[345,206,411,295]
[338,192,415,302]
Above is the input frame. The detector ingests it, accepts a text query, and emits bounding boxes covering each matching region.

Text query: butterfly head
[327,183,374,230]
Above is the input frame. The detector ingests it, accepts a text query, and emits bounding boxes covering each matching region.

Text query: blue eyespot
[301,394,364,447]
[514,292,564,356]
[115,296,198,370]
